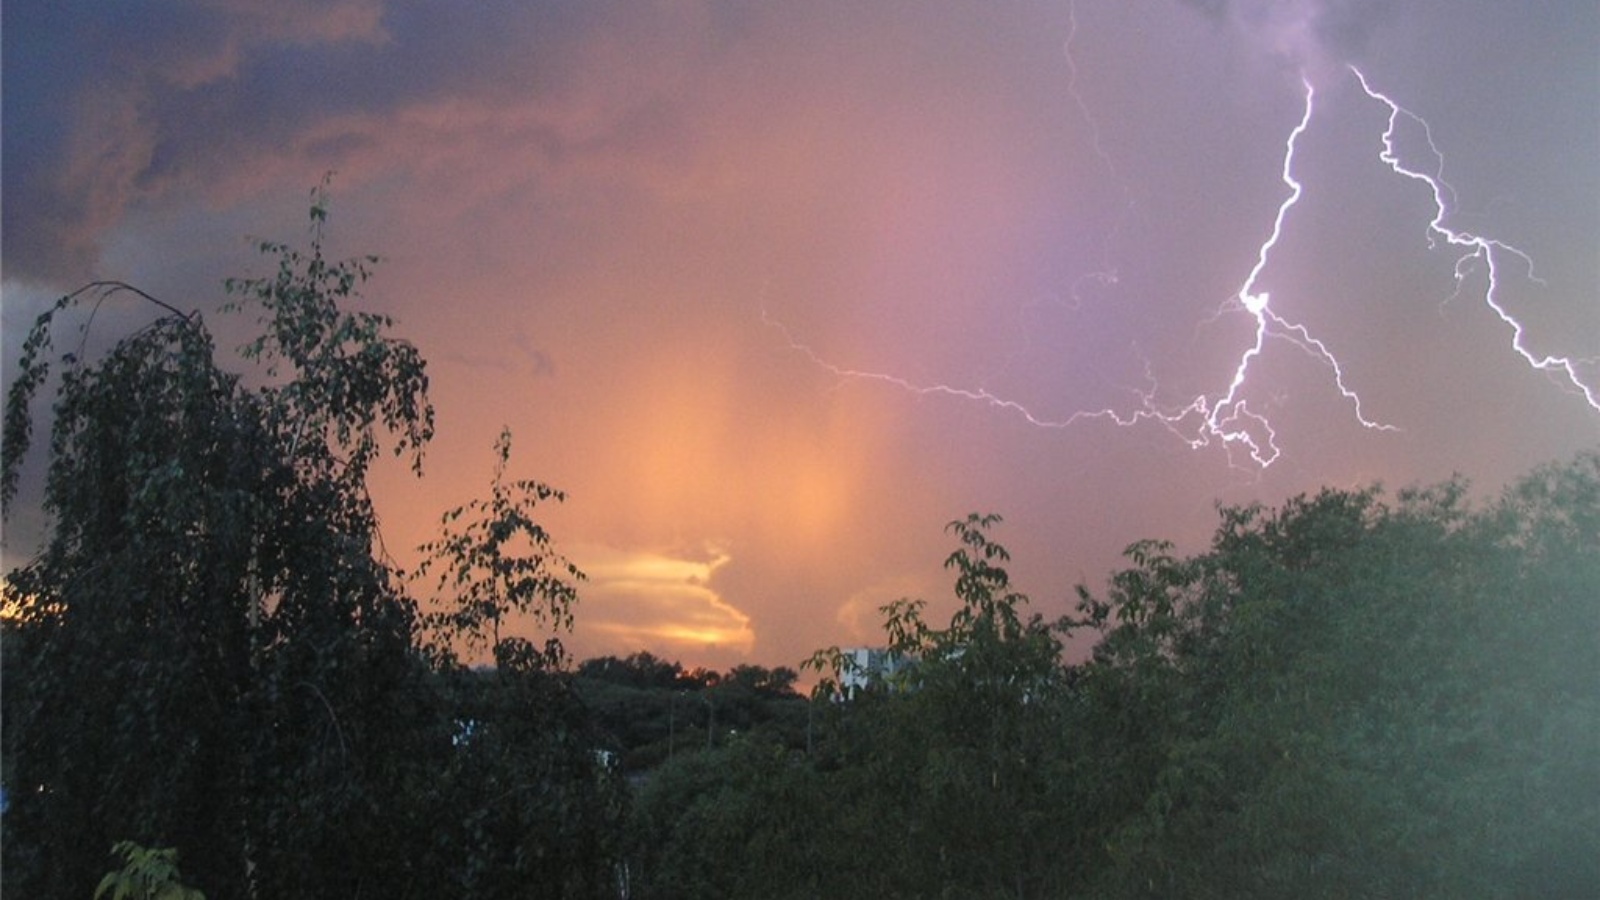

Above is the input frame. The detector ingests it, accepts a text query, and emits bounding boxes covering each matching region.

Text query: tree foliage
[631,456,1600,899]
[95,841,206,900]
[648,514,1077,899]
[1,192,620,899]
[416,427,583,667]
[1064,456,1600,899]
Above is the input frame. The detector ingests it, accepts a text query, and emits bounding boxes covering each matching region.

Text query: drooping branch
[3,282,201,510]
[70,280,200,324]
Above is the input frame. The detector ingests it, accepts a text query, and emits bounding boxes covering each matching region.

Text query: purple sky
[5,0,1597,670]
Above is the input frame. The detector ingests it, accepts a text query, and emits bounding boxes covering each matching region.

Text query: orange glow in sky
[4,1,1596,673]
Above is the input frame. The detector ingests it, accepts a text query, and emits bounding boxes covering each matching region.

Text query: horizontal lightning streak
[759,308,1147,431]
[1351,66,1600,413]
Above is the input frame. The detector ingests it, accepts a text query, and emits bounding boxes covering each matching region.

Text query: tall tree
[2,191,438,897]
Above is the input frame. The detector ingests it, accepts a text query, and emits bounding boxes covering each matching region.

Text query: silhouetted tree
[1,192,623,899]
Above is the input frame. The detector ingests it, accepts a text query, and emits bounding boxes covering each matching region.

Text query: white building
[837,646,912,698]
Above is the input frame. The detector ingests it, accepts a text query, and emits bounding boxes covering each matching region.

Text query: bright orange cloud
[570,542,755,662]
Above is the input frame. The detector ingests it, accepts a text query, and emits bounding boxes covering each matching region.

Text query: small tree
[800,514,1074,897]
[414,427,583,668]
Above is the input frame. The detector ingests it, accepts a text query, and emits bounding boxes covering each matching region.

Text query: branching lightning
[1351,66,1600,413]
[765,26,1597,468]
[1202,76,1396,466]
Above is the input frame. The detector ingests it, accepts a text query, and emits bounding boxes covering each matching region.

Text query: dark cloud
[2,0,408,283]
[2,0,821,286]
[1176,0,1230,20]
[3,5,105,282]
[1308,0,1395,58]
[1171,0,1395,60]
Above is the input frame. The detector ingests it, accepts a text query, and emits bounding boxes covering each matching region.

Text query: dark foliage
[1,195,622,899]
[574,654,807,773]
[625,456,1600,899]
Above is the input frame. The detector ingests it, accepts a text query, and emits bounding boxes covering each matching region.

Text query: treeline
[628,476,1599,898]
[574,654,808,773]
[3,208,1595,898]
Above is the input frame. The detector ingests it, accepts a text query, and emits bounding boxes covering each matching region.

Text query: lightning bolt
[1351,66,1600,412]
[765,40,1595,468]
[1203,76,1397,466]
[759,306,1144,431]
[770,77,1388,468]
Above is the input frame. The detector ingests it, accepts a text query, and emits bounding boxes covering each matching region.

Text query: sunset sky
[5,0,1597,671]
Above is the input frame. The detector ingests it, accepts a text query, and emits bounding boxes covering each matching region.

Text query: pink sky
[5,0,1597,671]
